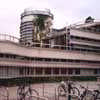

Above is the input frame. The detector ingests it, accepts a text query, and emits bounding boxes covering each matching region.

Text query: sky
[0,0,100,37]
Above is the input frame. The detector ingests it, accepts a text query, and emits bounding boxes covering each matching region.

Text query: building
[0,13,100,83]
[20,8,53,45]
[69,20,100,53]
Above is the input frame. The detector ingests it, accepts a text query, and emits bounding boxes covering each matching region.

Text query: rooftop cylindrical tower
[20,8,53,45]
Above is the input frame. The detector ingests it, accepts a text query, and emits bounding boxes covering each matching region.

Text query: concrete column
[66,69,68,75]
[51,68,53,75]
[59,68,61,75]
[34,68,36,75]
[42,68,45,75]
[73,69,75,75]
[29,68,31,75]
[24,67,27,76]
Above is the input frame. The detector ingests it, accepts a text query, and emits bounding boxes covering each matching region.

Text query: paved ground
[0,81,100,100]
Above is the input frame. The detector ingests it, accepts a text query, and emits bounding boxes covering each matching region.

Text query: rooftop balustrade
[0,34,19,43]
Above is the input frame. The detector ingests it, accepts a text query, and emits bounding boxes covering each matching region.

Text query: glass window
[75,69,80,75]
[68,69,73,74]
[19,68,24,75]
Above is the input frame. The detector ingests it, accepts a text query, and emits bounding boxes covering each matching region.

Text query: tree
[34,15,47,42]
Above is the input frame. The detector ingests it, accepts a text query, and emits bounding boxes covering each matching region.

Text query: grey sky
[0,0,99,37]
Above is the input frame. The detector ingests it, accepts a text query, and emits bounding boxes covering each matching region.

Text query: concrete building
[0,12,100,82]
[20,8,53,44]
[0,37,100,79]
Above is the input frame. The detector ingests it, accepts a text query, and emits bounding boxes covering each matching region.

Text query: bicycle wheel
[81,96,94,100]
[0,87,9,100]
[57,86,67,96]
[81,90,94,100]
[71,87,80,97]
[26,89,39,100]
[17,87,25,100]
[95,92,100,100]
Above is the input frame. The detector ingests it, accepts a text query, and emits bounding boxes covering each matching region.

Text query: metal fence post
[68,82,71,100]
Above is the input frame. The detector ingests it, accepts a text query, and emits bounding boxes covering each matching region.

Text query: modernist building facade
[20,8,53,44]
[0,39,100,79]
[0,10,100,81]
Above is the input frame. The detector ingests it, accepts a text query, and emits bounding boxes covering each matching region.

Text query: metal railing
[23,42,100,54]
[0,34,19,43]
[0,34,100,54]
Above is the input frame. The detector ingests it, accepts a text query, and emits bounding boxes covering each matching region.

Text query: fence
[0,34,19,43]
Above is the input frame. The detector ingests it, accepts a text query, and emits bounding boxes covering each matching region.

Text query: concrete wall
[0,59,100,68]
[70,29,100,40]
[0,41,100,61]
[0,67,98,79]
[81,69,94,76]
[0,67,19,78]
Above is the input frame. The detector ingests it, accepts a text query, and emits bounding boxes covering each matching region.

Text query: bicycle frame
[17,84,39,100]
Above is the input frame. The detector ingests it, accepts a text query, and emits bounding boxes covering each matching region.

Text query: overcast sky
[0,0,100,37]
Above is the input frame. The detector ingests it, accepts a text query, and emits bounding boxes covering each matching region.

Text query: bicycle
[93,83,100,100]
[58,80,80,98]
[93,89,100,100]
[17,84,39,100]
[0,86,9,100]
[79,85,96,100]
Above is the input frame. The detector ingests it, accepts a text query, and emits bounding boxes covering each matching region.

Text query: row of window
[20,25,33,30]
[79,27,100,33]
[19,68,81,75]
[20,31,33,35]
[19,68,100,75]
[0,53,100,64]
[71,38,100,47]
[70,35,100,42]
[20,37,33,40]
[70,44,100,53]
[21,21,33,26]
[20,35,33,38]
[20,28,33,33]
